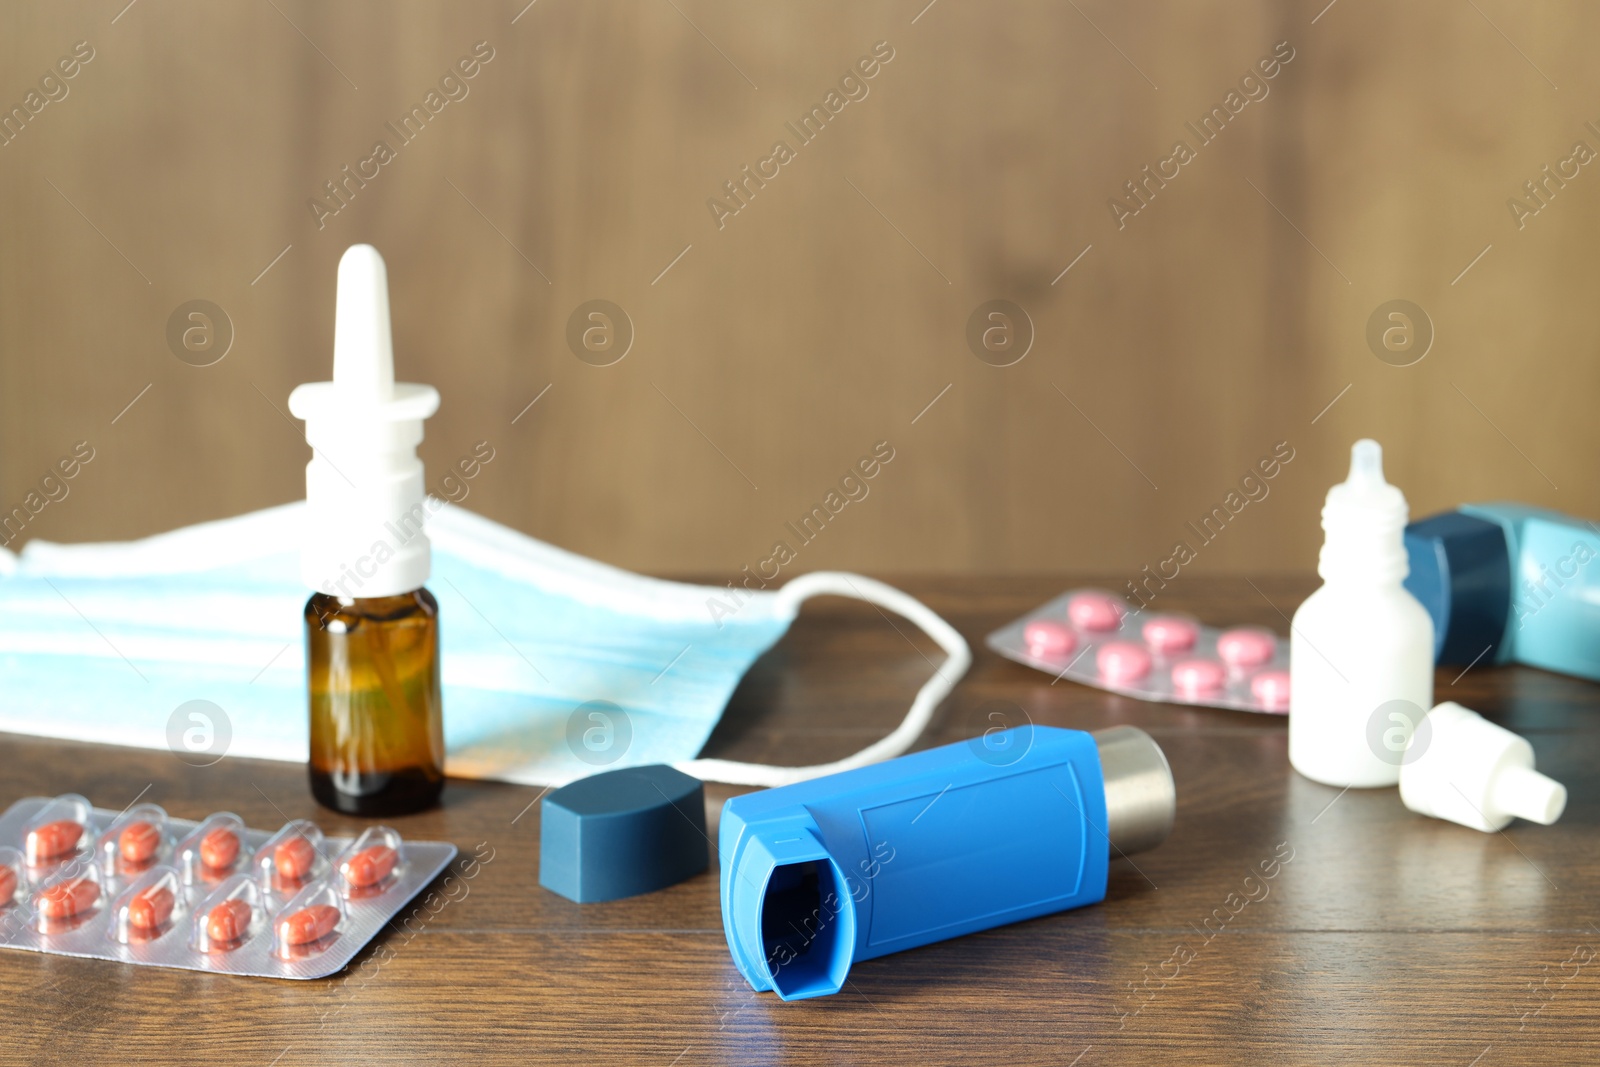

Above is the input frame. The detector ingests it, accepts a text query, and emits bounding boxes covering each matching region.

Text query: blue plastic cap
[1403,510,1512,664]
[539,764,709,903]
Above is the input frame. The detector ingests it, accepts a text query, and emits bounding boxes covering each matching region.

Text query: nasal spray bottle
[1289,440,1434,788]
[289,245,444,815]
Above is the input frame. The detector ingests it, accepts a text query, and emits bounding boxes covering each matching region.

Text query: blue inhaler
[1405,503,1600,680]
[718,726,1175,1000]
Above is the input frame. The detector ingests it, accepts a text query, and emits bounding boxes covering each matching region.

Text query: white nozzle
[1318,438,1410,582]
[288,245,440,599]
[1328,438,1404,508]
[1346,439,1385,490]
[1490,765,1567,826]
[332,244,396,403]
[1399,702,1568,832]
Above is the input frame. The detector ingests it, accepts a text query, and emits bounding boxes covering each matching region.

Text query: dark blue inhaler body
[719,725,1175,1000]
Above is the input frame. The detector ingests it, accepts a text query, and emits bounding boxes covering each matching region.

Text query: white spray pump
[1289,440,1435,788]
[288,244,441,598]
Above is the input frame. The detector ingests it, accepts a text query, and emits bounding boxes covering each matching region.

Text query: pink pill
[1171,658,1226,696]
[1141,615,1198,654]
[1023,619,1077,658]
[1096,641,1151,684]
[1068,593,1124,632]
[1251,670,1291,712]
[1217,627,1277,668]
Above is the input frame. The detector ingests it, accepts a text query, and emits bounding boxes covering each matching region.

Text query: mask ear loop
[676,571,971,787]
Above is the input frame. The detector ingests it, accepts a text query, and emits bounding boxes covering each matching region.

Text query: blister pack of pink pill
[0,794,456,979]
[987,589,1291,714]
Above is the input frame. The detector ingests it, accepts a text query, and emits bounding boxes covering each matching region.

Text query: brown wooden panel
[10,1,1594,580]
[4,3,1600,1056]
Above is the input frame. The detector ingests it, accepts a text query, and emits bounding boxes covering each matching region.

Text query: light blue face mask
[0,503,968,787]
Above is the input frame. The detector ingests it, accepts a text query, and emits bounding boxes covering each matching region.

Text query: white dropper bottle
[1289,440,1435,788]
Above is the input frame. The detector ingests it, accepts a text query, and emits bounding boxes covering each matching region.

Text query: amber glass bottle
[305,590,443,815]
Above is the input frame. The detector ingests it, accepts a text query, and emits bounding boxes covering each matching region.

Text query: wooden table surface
[0,576,1594,1066]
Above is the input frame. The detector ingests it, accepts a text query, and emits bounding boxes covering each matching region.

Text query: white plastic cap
[1399,701,1568,832]
[287,245,440,598]
[1319,439,1410,582]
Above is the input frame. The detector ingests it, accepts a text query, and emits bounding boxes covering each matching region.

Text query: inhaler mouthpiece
[1399,702,1567,832]
[288,245,440,598]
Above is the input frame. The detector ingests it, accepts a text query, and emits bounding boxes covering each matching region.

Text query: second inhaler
[289,245,445,816]
[1405,503,1600,682]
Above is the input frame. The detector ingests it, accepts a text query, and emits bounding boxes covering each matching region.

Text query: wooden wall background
[1,0,1595,580]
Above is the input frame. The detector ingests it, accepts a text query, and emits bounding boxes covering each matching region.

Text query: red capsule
[206,898,254,944]
[199,827,239,870]
[0,867,16,903]
[343,845,398,888]
[37,876,99,919]
[279,904,340,945]
[27,819,83,862]
[127,885,174,930]
[274,836,316,881]
[119,821,161,864]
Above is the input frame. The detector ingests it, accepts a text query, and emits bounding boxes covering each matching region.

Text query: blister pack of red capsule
[987,589,1291,714]
[0,795,457,979]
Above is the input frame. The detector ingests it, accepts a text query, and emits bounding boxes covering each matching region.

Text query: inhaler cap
[1402,511,1512,664]
[1319,439,1410,582]
[538,764,710,904]
[288,245,440,598]
[1399,702,1567,832]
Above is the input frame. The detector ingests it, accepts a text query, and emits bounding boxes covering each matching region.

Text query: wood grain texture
[2,1,1598,580]
[0,575,1594,1066]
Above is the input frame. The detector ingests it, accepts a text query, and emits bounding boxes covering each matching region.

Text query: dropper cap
[1319,439,1410,582]
[1399,702,1567,832]
[288,245,440,598]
